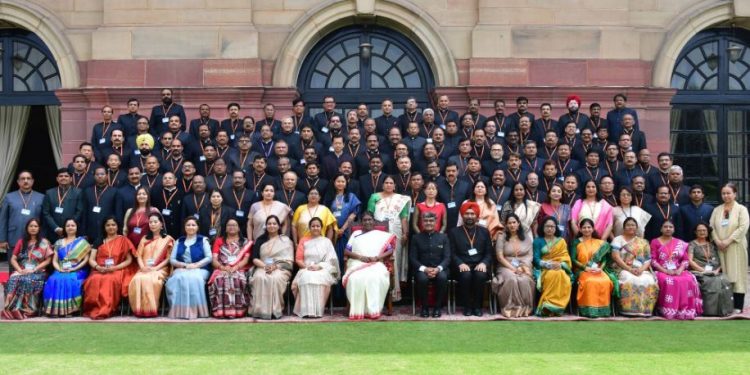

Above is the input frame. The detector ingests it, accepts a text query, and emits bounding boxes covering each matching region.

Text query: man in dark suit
[150,172,183,238]
[358,155,387,200]
[436,162,471,229]
[450,202,492,316]
[82,166,118,242]
[410,212,451,318]
[149,88,186,136]
[42,168,84,240]
[645,185,682,240]
[115,166,143,224]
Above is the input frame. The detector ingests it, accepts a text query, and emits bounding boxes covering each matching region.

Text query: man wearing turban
[449,201,493,316]
[558,94,593,136]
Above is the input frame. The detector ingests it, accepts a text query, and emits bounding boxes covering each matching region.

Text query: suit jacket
[410,231,451,271]
[115,183,141,224]
[149,103,186,136]
[150,187,184,238]
[359,173,387,201]
[41,186,84,239]
[82,185,118,242]
[0,190,45,245]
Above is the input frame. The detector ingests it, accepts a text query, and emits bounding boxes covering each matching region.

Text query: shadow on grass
[0,321,748,356]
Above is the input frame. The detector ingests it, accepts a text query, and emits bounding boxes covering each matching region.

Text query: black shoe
[432,308,442,318]
[420,307,430,318]
[473,308,483,317]
[463,308,473,316]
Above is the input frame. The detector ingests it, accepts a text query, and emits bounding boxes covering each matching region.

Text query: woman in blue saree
[324,174,361,273]
[166,216,212,319]
[43,218,91,317]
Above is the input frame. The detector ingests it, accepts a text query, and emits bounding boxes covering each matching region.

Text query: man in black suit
[150,172,183,238]
[359,155,386,201]
[115,166,143,223]
[436,161,471,229]
[82,166,118,242]
[42,168,84,240]
[450,202,492,316]
[410,212,450,318]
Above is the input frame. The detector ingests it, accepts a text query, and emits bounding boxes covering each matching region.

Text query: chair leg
[328,290,334,317]
[411,278,416,316]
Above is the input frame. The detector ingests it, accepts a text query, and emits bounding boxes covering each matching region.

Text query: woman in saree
[709,183,749,314]
[208,218,252,318]
[493,213,535,318]
[123,186,160,249]
[249,215,294,319]
[411,181,447,234]
[538,183,571,241]
[500,183,541,240]
[458,180,503,240]
[609,217,658,317]
[650,220,702,320]
[43,218,91,317]
[571,180,613,240]
[343,211,395,320]
[367,175,409,302]
[571,218,613,318]
[2,218,52,320]
[324,174,360,299]
[128,213,174,317]
[292,186,337,244]
[612,187,651,239]
[82,217,136,319]
[166,216,212,319]
[248,183,291,241]
[532,216,572,316]
[292,217,340,318]
[689,222,733,316]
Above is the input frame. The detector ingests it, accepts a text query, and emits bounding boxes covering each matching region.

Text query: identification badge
[104,258,115,267]
[162,208,172,216]
[134,150,141,155]
[589,262,598,270]
[498,132,505,137]
[478,219,488,227]
[199,156,206,162]
[133,227,142,234]
[55,206,64,214]
[227,255,237,263]
[468,248,478,256]
[440,124,446,130]
[194,213,200,219]
[410,207,415,214]
[632,259,643,268]
[674,203,679,207]
[666,261,677,270]
[426,138,433,143]
[62,261,73,270]
[162,117,169,123]
[704,264,714,272]
[511,258,520,268]
[99,138,106,144]
[294,131,300,135]
[230,134,235,140]
[558,224,566,233]
[328,146,334,152]
[264,258,274,265]
[146,259,155,267]
[321,127,329,133]
[20,209,31,216]
[575,129,580,134]
[209,228,217,236]
[92,206,102,213]
[333,211,342,218]
[24,263,34,271]
[593,134,598,139]
[236,210,245,217]
[447,202,456,209]
[721,219,729,227]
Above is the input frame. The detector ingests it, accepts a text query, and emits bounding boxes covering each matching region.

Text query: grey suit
[0,190,45,246]
[41,186,84,240]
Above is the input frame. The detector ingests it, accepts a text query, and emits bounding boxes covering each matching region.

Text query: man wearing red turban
[449,201,492,316]
[558,94,593,136]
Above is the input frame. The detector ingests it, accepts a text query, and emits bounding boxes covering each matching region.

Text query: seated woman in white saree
[343,212,395,320]
[291,217,339,318]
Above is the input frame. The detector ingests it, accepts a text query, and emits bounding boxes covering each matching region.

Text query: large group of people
[1,90,747,321]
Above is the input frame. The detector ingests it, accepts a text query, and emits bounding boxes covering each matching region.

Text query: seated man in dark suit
[450,202,492,317]
[410,212,450,318]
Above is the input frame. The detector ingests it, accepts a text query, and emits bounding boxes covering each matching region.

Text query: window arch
[0,29,61,105]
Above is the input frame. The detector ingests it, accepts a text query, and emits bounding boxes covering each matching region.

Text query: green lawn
[0,321,748,374]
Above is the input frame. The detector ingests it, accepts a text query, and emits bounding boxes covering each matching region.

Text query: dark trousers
[734,293,745,310]
[415,270,448,308]
[456,268,489,309]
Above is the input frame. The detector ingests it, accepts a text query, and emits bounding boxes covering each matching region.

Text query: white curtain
[45,105,63,168]
[0,106,31,197]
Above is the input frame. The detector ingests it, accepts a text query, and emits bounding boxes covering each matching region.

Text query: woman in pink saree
[571,180,613,240]
[650,220,703,320]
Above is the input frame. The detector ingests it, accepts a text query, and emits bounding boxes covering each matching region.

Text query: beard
[464,218,476,226]
[162,97,173,105]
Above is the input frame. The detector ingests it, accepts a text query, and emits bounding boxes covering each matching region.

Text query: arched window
[670,28,750,202]
[0,29,61,105]
[298,26,434,118]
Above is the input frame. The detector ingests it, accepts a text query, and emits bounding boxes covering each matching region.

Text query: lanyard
[163,188,178,206]
[107,169,120,187]
[657,203,671,220]
[253,173,266,191]
[193,193,206,211]
[282,190,296,208]
[181,178,193,193]
[57,187,70,207]
[18,191,32,209]
[94,185,109,206]
[492,186,506,206]
[211,207,222,228]
[233,189,246,209]
[371,173,381,191]
[213,175,227,189]
[146,173,160,188]
[462,226,477,248]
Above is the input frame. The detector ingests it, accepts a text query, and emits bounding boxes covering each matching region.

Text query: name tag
[230,134,235,140]
[199,156,206,162]
[24,263,34,271]
[133,227,142,234]
[146,259,155,267]
[558,224,565,233]
[447,202,456,209]
[511,259,520,268]
[666,261,677,270]
[593,134,598,139]
[92,206,102,213]
[478,219,487,227]
[498,132,505,137]
[410,207,415,214]
[209,228,217,236]
[674,203,679,207]
[227,255,237,263]
[426,138,433,143]
[575,129,580,134]
[294,131,300,135]
[704,264,714,272]
[194,213,200,219]
[321,127,329,133]
[162,208,172,216]
[21,209,31,216]
[721,219,729,227]
[440,124,446,130]
[99,138,106,144]
[236,210,245,217]
[328,146,334,152]
[467,248,478,256]
[134,150,141,155]
[162,117,169,123]
[632,259,643,268]
[62,261,73,270]
[589,262,598,270]
[104,257,115,267]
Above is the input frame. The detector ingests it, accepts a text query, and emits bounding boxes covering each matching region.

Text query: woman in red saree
[82,217,136,319]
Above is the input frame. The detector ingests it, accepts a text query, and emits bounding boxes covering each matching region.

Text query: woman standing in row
[710,183,749,314]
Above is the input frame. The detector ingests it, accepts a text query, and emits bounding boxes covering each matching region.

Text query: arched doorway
[0,29,61,194]
[669,28,750,203]
[297,25,435,118]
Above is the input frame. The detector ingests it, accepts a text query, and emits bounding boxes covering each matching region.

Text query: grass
[0,321,748,374]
